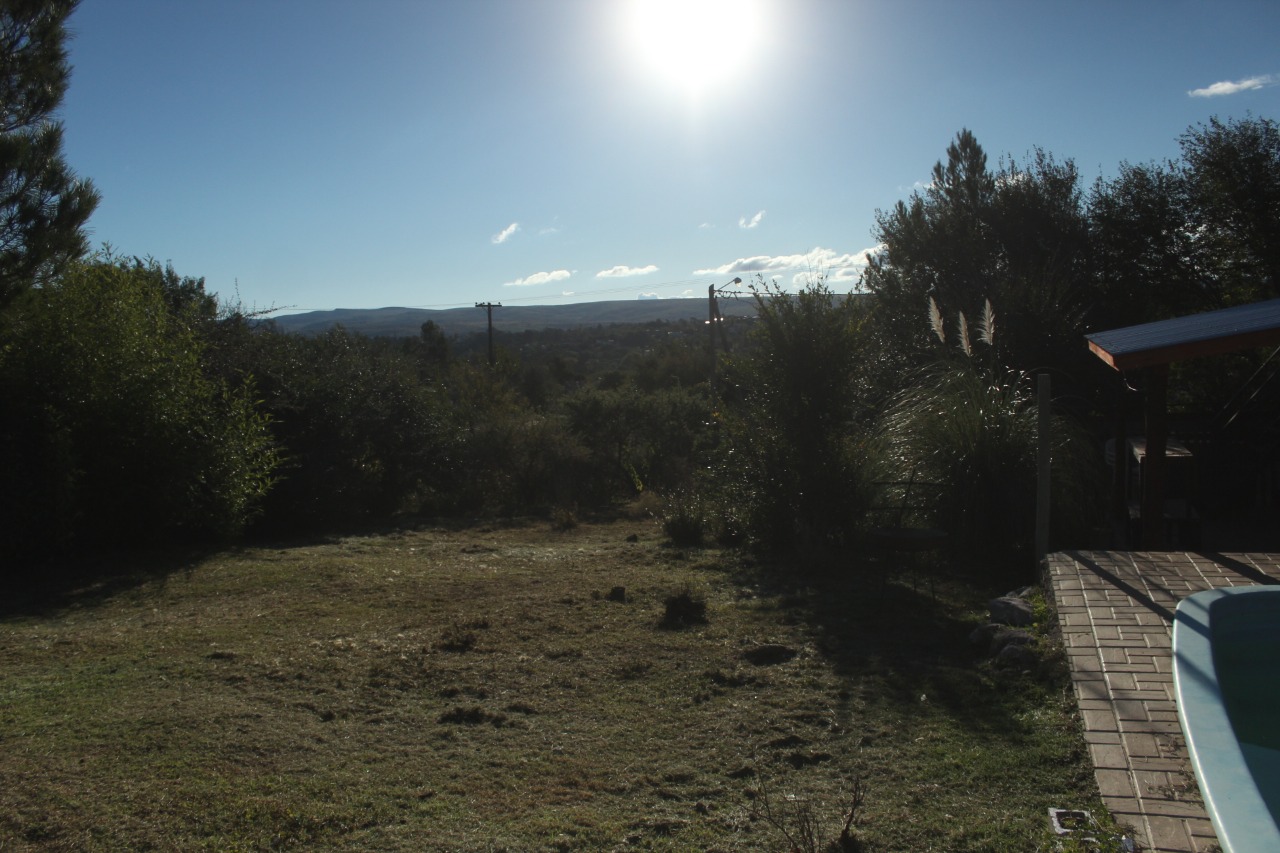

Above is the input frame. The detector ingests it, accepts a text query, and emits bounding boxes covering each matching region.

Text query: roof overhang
[1087,298,1280,371]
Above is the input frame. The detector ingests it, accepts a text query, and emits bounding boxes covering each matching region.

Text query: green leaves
[0,0,98,311]
[0,256,279,558]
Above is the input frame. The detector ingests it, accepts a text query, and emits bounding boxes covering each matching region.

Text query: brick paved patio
[1046,549,1280,853]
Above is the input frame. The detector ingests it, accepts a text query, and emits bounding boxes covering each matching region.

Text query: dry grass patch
[2,518,1104,851]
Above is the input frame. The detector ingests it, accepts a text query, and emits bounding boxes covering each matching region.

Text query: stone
[996,643,1038,668]
[989,595,1035,626]
[969,623,997,647]
[989,627,1034,656]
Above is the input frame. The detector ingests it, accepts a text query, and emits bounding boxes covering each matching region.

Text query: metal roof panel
[1086,299,1280,371]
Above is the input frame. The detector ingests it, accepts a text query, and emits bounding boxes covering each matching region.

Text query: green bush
[876,361,1104,565]
[712,279,877,551]
[232,327,460,531]
[0,257,278,563]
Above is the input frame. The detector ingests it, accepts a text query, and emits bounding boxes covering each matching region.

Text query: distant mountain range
[265,297,762,338]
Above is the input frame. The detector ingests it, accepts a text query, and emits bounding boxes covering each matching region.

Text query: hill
[264,297,761,338]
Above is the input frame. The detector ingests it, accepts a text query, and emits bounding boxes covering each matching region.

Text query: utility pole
[475,302,501,366]
[706,277,742,396]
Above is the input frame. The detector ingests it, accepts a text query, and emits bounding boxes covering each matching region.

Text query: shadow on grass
[0,543,218,619]
[723,544,1057,740]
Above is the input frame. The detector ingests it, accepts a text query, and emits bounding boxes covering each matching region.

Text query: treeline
[3,3,1280,582]
[0,255,731,566]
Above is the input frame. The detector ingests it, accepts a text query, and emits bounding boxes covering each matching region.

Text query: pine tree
[0,0,99,311]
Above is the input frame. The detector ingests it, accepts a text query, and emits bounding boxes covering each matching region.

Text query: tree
[1088,160,1208,327]
[864,130,1093,381]
[1179,115,1280,304]
[0,0,99,311]
[0,257,279,563]
[713,278,875,549]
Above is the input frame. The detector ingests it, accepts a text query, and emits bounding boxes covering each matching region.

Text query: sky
[59,0,1280,315]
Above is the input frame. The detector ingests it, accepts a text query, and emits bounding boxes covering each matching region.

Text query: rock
[988,627,1033,656]
[968,623,999,647]
[989,595,1035,626]
[995,643,1038,668]
[606,586,627,603]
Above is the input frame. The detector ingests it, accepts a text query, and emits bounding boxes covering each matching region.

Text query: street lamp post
[707,277,742,395]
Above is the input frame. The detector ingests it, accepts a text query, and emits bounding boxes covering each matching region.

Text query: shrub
[659,584,708,629]
[876,361,1104,564]
[0,257,278,564]
[660,488,707,547]
[712,278,877,551]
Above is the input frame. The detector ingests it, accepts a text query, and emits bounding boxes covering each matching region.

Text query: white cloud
[1188,75,1277,97]
[596,264,659,278]
[699,222,714,230]
[739,210,766,229]
[638,292,660,300]
[491,222,520,244]
[694,246,878,279]
[504,269,572,287]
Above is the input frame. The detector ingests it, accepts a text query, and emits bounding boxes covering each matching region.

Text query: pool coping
[1046,549,1280,853]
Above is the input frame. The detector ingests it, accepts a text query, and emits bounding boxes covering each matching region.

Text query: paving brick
[1082,730,1121,745]
[1129,756,1192,773]
[1082,708,1118,732]
[1102,796,1143,817]
[1074,679,1110,701]
[1122,732,1161,758]
[1119,719,1185,735]
[1105,671,1137,691]
[1112,689,1171,703]
[1096,768,1135,798]
[1089,743,1129,769]
[1115,699,1149,721]
[1137,797,1210,820]
[1048,548,1280,853]
[1145,814,1195,852]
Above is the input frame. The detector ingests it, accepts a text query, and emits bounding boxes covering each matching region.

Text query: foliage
[1180,114,1280,303]
[864,130,1095,401]
[713,278,876,550]
[565,383,708,501]
[216,325,461,531]
[1089,114,1280,420]
[875,351,1104,563]
[0,256,278,563]
[0,0,99,311]
[1088,159,1208,328]
[659,486,709,546]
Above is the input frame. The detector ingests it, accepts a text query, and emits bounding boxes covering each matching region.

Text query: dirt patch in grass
[0,518,1104,851]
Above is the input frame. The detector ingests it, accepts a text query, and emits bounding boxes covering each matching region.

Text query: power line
[254,275,754,315]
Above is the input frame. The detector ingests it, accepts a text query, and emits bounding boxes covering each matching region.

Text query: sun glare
[624,0,766,100]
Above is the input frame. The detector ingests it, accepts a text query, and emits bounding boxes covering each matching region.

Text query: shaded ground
[1,517,1104,851]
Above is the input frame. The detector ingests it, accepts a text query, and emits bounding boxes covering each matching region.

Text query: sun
[623,0,766,100]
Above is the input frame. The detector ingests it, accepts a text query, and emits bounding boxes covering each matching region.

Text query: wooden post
[707,284,717,394]
[1035,372,1051,563]
[1142,364,1170,549]
[475,302,501,366]
[1113,375,1129,526]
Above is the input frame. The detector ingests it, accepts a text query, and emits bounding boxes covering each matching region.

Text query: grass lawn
[1,515,1108,851]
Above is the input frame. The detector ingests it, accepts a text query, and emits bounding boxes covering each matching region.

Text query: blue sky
[60,0,1280,314]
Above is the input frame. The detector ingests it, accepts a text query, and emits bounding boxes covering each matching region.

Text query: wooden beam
[1141,364,1169,550]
